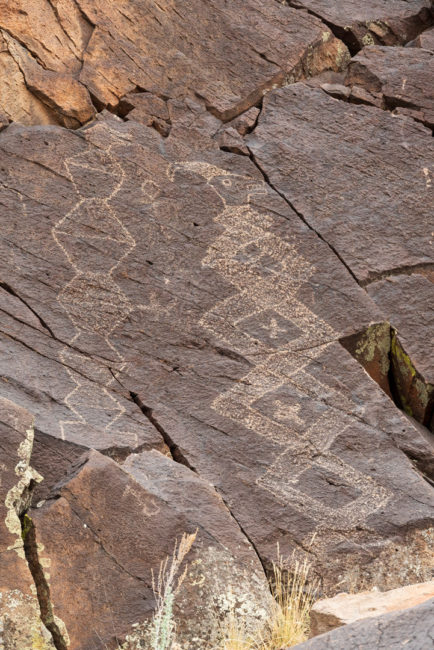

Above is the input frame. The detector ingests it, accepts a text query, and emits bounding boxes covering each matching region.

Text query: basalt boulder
[1,115,433,598]
[30,449,272,650]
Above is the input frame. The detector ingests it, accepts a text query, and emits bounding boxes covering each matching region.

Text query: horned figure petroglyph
[52,146,139,442]
[172,161,391,529]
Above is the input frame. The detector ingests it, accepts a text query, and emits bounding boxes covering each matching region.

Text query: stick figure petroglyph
[171,161,392,529]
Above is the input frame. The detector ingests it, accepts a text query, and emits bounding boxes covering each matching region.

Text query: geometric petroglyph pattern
[52,145,137,441]
[174,161,392,529]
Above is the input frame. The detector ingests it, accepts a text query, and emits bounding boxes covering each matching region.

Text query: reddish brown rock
[408,25,434,49]
[167,97,222,152]
[288,0,433,52]
[346,46,434,128]
[0,0,90,73]
[78,0,350,119]
[0,397,57,649]
[0,278,164,492]
[0,31,60,127]
[225,107,260,136]
[215,126,250,155]
[0,0,349,126]
[367,274,434,429]
[1,116,433,598]
[309,581,434,637]
[247,83,433,284]
[0,0,93,127]
[293,598,434,650]
[31,449,272,650]
[118,92,170,136]
[3,32,95,129]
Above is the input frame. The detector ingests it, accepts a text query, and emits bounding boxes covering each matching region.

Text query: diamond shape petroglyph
[58,273,133,338]
[52,143,139,442]
[178,160,393,529]
[53,200,135,274]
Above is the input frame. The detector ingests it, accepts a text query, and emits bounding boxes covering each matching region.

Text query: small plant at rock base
[220,612,256,650]
[122,530,197,650]
[220,549,318,650]
[150,530,197,650]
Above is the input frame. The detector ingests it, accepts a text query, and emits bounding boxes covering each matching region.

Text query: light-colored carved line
[179,161,392,527]
[51,145,137,440]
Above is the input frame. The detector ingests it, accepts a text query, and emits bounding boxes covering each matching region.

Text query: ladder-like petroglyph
[52,146,138,442]
[174,161,392,529]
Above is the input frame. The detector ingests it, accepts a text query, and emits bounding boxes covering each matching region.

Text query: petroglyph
[174,161,392,529]
[52,146,138,442]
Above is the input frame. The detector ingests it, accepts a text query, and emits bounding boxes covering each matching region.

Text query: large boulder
[1,115,433,597]
[292,598,434,650]
[30,449,272,650]
[309,581,434,637]
[247,83,433,285]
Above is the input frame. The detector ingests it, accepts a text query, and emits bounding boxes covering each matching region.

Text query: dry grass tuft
[123,538,316,650]
[150,530,198,650]
[220,549,318,650]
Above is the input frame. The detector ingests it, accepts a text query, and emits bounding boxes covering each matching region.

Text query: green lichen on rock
[21,513,33,541]
[362,33,375,46]
[390,330,434,425]
[354,322,391,377]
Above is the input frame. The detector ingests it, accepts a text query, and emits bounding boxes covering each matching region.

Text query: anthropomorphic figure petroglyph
[172,161,391,529]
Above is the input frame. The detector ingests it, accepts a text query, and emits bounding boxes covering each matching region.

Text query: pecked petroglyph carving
[173,161,391,529]
[52,147,391,527]
[52,146,139,442]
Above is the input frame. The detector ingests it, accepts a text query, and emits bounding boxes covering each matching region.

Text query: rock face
[346,45,434,128]
[30,449,272,650]
[409,24,434,49]
[0,2,434,649]
[287,1,433,52]
[309,581,434,637]
[247,83,433,285]
[1,114,433,607]
[0,0,350,126]
[0,397,56,649]
[293,598,434,650]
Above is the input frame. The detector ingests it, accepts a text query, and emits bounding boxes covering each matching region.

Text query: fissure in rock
[20,512,68,650]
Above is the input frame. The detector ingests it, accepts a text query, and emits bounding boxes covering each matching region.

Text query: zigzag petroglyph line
[52,145,137,441]
[172,161,392,529]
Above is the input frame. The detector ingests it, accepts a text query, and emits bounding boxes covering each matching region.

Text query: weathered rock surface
[0,31,60,127]
[0,274,164,467]
[1,2,434,644]
[0,397,56,649]
[247,83,433,285]
[409,24,434,49]
[367,274,434,429]
[309,581,434,637]
[0,0,349,127]
[287,1,433,52]
[1,31,95,129]
[346,46,434,128]
[118,92,171,136]
[293,598,434,650]
[30,449,272,650]
[1,115,433,600]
